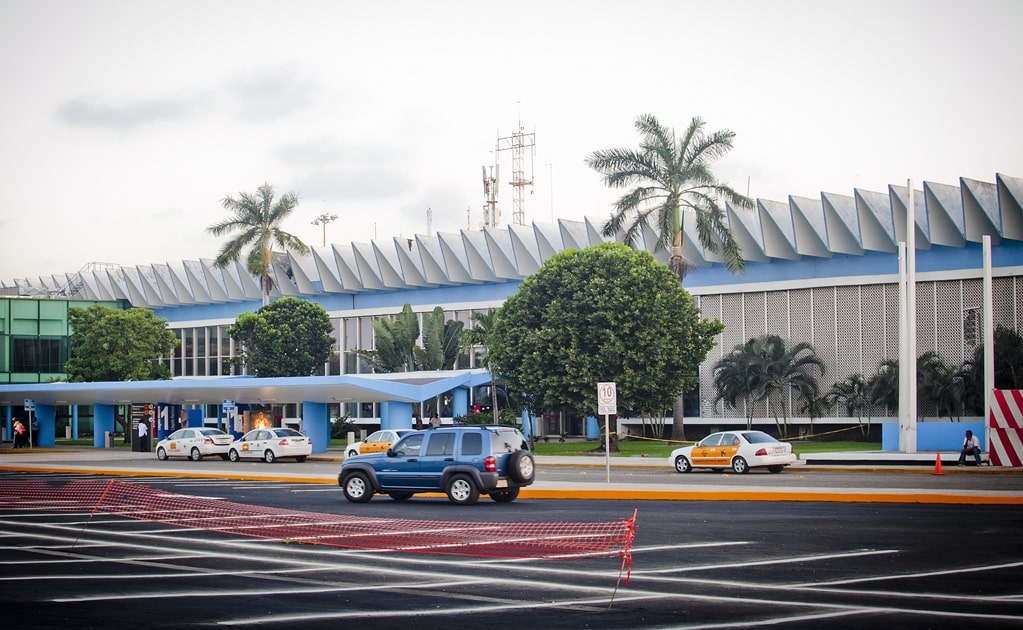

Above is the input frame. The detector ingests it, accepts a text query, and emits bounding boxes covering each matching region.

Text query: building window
[11,336,68,373]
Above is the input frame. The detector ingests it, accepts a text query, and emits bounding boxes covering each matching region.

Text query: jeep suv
[337,425,535,505]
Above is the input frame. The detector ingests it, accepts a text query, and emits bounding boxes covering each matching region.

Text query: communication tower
[495,119,535,226]
[482,164,500,228]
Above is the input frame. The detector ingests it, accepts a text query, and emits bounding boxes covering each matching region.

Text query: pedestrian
[13,419,25,448]
[429,412,441,429]
[138,420,150,452]
[958,429,983,466]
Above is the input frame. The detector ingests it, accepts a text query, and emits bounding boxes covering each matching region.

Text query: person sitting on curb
[958,429,983,466]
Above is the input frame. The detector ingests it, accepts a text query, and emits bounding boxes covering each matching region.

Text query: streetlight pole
[311,213,339,247]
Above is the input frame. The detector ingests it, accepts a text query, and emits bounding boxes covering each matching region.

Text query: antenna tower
[482,164,500,228]
[495,117,536,226]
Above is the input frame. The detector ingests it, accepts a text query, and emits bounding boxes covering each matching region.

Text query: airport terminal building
[3,172,1023,443]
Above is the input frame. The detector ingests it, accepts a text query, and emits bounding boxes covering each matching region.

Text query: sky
[2,0,1022,282]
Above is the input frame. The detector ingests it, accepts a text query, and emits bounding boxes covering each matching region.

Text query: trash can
[104,431,113,448]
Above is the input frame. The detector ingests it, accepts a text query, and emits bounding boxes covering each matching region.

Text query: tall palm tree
[587,114,753,440]
[755,335,825,437]
[826,373,874,436]
[207,182,310,306]
[587,113,753,280]
[712,338,767,430]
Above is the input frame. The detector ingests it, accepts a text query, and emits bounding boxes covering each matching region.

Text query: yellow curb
[518,488,1023,505]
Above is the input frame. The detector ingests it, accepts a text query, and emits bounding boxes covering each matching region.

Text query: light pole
[311,213,339,247]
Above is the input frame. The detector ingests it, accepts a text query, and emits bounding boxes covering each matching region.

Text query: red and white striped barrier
[990,390,1023,467]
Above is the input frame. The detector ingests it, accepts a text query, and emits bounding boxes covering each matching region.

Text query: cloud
[227,64,319,122]
[55,94,202,130]
[291,168,416,202]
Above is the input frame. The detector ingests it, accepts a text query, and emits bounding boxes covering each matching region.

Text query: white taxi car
[669,430,796,474]
[156,427,233,461]
[345,429,417,458]
[228,427,312,463]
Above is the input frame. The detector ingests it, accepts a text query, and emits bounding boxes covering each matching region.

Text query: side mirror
[387,448,396,457]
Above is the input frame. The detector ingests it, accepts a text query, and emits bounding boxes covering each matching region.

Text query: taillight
[755,448,767,456]
[278,439,289,446]
[203,437,213,445]
[484,455,496,472]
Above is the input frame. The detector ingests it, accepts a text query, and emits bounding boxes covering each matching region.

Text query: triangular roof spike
[757,199,799,260]
[163,262,196,305]
[639,218,665,254]
[310,247,348,293]
[996,173,1023,241]
[961,177,1002,243]
[106,268,137,303]
[331,244,366,291]
[788,196,831,258]
[150,264,180,307]
[725,201,770,263]
[854,188,898,252]
[285,252,320,294]
[368,240,406,289]
[889,184,932,251]
[414,235,456,286]
[507,224,541,276]
[391,238,433,288]
[559,219,589,250]
[583,216,609,245]
[820,192,864,255]
[83,271,114,301]
[482,227,520,279]
[437,232,477,284]
[533,223,563,260]
[921,181,967,248]
[352,242,385,290]
[197,260,229,303]
[460,230,499,281]
[134,266,166,307]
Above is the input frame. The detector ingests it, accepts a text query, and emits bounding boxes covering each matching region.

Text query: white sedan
[228,428,312,463]
[669,430,796,474]
[345,429,417,458]
[156,427,233,461]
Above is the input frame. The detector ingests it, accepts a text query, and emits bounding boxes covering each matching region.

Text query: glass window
[461,432,483,456]
[425,432,455,456]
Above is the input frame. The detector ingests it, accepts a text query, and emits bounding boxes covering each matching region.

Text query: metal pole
[604,414,610,484]
[983,235,994,459]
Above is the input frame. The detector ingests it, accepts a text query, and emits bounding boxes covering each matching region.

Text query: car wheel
[190,447,202,462]
[490,488,520,503]
[343,472,374,503]
[295,456,307,463]
[674,455,692,473]
[346,449,358,458]
[445,474,479,505]
[156,447,168,461]
[508,450,535,483]
[768,465,784,473]
[263,449,276,464]
[388,491,413,501]
[228,449,240,462]
[731,456,749,474]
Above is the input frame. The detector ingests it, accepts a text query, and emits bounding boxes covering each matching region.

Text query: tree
[712,338,767,430]
[65,305,178,382]
[713,335,823,436]
[587,114,753,280]
[868,359,900,416]
[960,325,1023,414]
[364,304,420,373]
[488,243,724,429]
[460,309,502,424]
[826,373,875,437]
[418,306,464,371]
[207,182,310,306]
[917,351,963,421]
[226,297,334,377]
[587,114,753,439]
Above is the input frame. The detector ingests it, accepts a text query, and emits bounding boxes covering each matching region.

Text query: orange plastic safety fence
[0,478,637,564]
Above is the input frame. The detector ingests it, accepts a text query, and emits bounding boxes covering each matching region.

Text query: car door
[165,429,189,457]
[375,432,424,489]
[691,433,723,467]
[711,433,741,467]
[417,431,456,489]
[362,430,391,454]
[238,430,266,459]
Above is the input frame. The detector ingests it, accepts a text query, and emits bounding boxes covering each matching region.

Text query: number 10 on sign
[597,382,616,483]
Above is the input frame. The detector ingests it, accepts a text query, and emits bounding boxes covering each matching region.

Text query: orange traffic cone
[932,453,944,475]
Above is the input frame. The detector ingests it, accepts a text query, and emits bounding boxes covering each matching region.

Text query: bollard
[104,431,113,448]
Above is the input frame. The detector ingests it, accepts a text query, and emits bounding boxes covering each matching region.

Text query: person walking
[13,419,25,448]
[138,420,150,452]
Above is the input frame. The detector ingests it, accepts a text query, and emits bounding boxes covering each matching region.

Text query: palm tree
[756,335,825,437]
[587,113,753,280]
[868,359,900,416]
[917,351,963,421]
[461,309,502,425]
[826,373,874,436]
[207,182,310,306]
[587,114,753,440]
[712,338,767,429]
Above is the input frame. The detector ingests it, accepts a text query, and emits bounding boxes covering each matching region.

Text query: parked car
[345,429,417,458]
[156,427,233,461]
[669,430,796,474]
[338,425,535,505]
[228,427,312,463]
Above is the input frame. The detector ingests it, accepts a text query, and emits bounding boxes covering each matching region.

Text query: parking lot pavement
[0,446,1021,504]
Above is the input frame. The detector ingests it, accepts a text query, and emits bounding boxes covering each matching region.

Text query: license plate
[496,479,508,488]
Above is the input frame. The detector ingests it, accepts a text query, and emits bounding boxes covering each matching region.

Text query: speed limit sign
[597,382,617,415]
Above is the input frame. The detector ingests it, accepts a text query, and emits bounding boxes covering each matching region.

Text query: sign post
[24,399,35,449]
[597,382,617,483]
